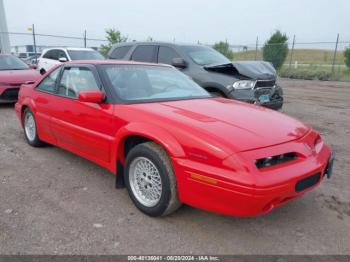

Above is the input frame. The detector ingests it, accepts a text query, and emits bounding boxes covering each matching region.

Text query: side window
[131,45,157,63]
[36,67,61,93]
[57,50,68,60]
[158,46,181,65]
[57,67,99,99]
[110,46,132,59]
[42,50,51,59]
[43,50,58,60]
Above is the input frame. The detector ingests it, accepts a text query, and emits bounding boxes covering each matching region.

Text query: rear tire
[23,108,45,147]
[125,142,181,217]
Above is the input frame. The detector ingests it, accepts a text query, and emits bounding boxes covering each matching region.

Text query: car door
[32,66,62,144]
[157,46,182,66]
[49,64,117,166]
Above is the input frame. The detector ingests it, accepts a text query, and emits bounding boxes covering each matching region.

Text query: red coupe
[15,60,334,217]
[0,54,41,103]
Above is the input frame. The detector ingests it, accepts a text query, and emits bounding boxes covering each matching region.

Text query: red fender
[112,122,186,170]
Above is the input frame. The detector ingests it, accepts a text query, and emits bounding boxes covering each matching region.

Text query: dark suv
[108,42,283,109]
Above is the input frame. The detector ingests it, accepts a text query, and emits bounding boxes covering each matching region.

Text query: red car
[0,54,41,103]
[15,60,334,217]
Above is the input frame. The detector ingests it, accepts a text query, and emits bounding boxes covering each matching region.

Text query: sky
[2,0,350,49]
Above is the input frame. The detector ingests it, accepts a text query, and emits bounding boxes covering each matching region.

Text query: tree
[213,41,234,60]
[344,46,350,69]
[100,28,128,57]
[262,30,288,70]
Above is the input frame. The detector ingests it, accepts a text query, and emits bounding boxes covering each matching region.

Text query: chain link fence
[1,30,350,81]
[0,30,107,56]
[230,36,350,81]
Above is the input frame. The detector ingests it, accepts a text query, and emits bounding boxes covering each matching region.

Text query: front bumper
[253,97,283,110]
[173,131,332,217]
[228,85,283,110]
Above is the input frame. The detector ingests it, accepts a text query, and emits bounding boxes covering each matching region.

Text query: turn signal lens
[188,172,218,185]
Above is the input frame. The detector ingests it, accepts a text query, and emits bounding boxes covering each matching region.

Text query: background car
[17,52,38,59]
[108,42,284,110]
[22,54,41,66]
[15,60,333,217]
[37,47,104,75]
[0,54,41,103]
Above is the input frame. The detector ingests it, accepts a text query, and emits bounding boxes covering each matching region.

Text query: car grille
[295,173,321,192]
[255,79,275,88]
[254,88,273,99]
[0,88,20,100]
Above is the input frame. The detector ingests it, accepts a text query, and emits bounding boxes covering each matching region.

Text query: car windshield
[0,55,29,70]
[102,64,210,102]
[67,50,104,60]
[182,45,231,66]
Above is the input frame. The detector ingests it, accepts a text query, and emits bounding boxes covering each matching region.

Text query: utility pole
[31,24,37,63]
[0,0,11,53]
[84,30,87,48]
[254,36,258,60]
[331,33,339,76]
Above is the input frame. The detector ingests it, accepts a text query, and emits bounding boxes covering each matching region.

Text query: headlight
[232,80,256,90]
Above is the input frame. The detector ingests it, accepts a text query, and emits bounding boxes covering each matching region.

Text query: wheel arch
[113,123,185,189]
[114,122,186,166]
[202,84,229,97]
[19,99,37,125]
[20,104,28,125]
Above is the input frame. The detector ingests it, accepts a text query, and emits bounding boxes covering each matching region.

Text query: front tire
[23,108,45,147]
[125,142,181,217]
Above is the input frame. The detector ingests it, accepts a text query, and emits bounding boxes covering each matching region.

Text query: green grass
[233,48,350,81]
[279,64,350,81]
[234,49,345,65]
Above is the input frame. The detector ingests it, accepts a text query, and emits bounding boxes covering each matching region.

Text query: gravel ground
[0,79,349,255]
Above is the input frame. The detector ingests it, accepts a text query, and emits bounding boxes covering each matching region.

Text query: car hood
[204,61,276,80]
[0,69,41,84]
[232,61,276,80]
[130,98,309,153]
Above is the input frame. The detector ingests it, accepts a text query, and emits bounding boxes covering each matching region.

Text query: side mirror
[171,58,187,69]
[78,90,105,103]
[58,57,68,62]
[29,64,37,69]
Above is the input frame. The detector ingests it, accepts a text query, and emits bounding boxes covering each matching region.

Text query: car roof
[111,41,207,48]
[65,59,172,67]
[42,47,96,52]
